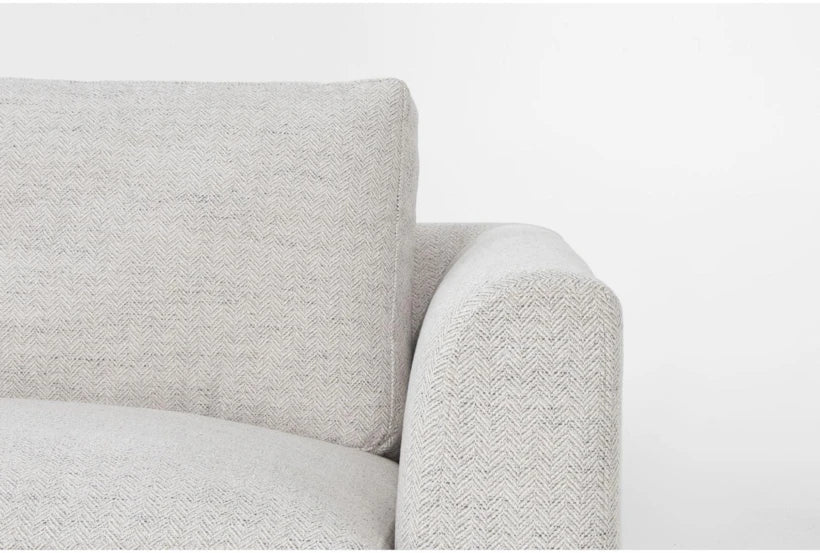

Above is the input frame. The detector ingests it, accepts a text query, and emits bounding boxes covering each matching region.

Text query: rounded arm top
[397,223,622,549]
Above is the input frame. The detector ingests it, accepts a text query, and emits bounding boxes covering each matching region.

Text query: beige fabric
[0,78,418,456]
[0,398,398,549]
[399,224,622,549]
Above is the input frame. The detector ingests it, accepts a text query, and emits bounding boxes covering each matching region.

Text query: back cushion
[0,78,417,456]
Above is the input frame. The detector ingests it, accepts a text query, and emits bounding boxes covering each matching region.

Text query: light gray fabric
[0,398,398,549]
[0,78,418,456]
[411,223,496,346]
[398,224,622,549]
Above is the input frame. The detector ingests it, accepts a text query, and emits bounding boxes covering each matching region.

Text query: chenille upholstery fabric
[398,224,623,549]
[0,398,398,549]
[0,78,417,456]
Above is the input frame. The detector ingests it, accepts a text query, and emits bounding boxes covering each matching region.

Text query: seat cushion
[0,399,398,549]
[0,78,418,456]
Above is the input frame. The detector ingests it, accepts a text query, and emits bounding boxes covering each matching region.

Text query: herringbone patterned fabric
[411,223,495,346]
[399,224,622,549]
[0,398,398,549]
[0,78,417,456]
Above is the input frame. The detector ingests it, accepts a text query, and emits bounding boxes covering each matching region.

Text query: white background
[1,4,819,548]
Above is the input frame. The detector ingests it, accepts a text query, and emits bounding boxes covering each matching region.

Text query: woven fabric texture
[398,224,623,549]
[0,398,398,549]
[0,78,418,456]
[411,223,495,346]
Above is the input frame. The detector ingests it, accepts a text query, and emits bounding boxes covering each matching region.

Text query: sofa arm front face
[397,224,622,549]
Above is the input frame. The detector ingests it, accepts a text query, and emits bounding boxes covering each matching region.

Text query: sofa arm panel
[397,224,622,549]
[411,223,498,347]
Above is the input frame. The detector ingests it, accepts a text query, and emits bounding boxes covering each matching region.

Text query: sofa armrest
[396,224,622,549]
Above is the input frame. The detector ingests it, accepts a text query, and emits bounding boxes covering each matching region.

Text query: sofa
[0,78,622,549]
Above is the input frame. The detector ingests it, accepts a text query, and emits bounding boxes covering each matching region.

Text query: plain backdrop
[1,3,819,548]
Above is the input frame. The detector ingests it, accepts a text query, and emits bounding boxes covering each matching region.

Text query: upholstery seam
[364,79,411,454]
